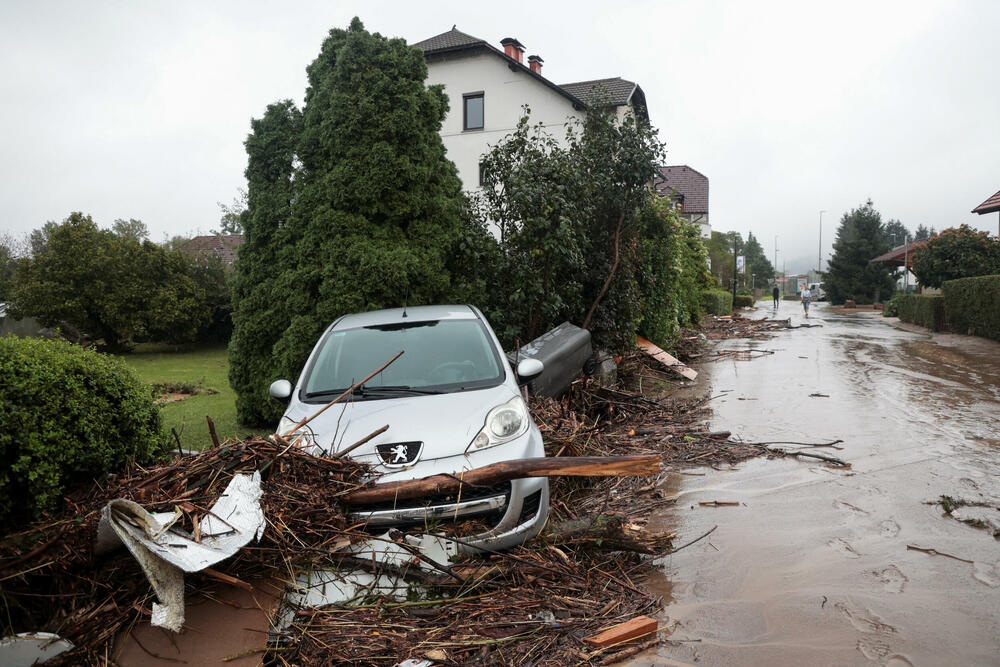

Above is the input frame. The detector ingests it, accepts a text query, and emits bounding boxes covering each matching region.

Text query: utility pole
[732,234,738,304]
[903,236,909,293]
[818,210,826,273]
[773,235,778,283]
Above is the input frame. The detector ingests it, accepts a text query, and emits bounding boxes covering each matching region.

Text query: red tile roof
[972,189,1000,214]
[181,234,244,265]
[870,239,927,266]
[654,165,709,214]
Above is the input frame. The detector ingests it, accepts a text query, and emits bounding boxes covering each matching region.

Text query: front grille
[518,490,542,524]
[356,481,512,513]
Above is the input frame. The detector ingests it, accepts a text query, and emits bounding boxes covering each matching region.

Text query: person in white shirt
[801,287,812,316]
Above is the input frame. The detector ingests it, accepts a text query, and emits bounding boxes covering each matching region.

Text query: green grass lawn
[120,343,269,451]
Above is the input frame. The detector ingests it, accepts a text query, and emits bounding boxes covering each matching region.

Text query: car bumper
[347,427,550,550]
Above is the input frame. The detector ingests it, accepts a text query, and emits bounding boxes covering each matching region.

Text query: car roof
[333,305,479,329]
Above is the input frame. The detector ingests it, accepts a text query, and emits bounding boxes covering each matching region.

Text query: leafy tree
[186,253,233,342]
[112,218,149,242]
[474,103,663,352]
[218,188,248,234]
[706,231,736,289]
[823,200,897,304]
[0,234,23,302]
[743,232,774,287]
[914,224,931,241]
[28,220,58,257]
[910,224,1000,288]
[636,197,710,346]
[573,104,663,350]
[881,218,911,247]
[230,19,465,425]
[8,213,209,349]
[475,114,587,345]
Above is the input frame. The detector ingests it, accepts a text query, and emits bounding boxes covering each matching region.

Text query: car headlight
[277,416,316,447]
[467,395,530,452]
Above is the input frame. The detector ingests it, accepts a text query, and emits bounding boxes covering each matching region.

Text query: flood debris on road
[1,321,848,665]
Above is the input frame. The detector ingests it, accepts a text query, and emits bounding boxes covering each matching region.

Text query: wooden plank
[342,455,661,505]
[636,336,698,381]
[584,615,659,647]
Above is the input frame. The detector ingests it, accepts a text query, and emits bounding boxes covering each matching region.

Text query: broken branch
[342,455,661,505]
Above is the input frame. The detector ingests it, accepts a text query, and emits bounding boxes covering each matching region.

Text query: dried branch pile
[1,336,841,665]
[0,439,369,664]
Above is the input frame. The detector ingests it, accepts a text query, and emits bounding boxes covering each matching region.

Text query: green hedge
[700,289,733,316]
[733,295,754,309]
[0,337,164,528]
[896,294,946,331]
[943,274,1000,341]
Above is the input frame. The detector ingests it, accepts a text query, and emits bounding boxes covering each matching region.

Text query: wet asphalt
[638,301,1000,666]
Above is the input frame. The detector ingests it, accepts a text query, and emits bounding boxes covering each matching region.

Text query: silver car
[269,305,550,551]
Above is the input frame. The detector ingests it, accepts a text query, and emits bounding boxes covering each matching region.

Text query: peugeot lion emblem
[375,441,423,466]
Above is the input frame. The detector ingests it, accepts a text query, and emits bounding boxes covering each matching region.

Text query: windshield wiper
[353,385,444,396]
[306,385,443,399]
[304,388,350,398]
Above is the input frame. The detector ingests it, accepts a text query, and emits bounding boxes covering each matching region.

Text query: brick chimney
[500,37,525,63]
[528,54,543,74]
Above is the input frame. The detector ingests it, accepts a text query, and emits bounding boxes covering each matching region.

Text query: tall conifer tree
[229,19,464,425]
[824,200,896,305]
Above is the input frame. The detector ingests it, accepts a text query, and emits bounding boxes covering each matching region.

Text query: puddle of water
[643,304,1000,665]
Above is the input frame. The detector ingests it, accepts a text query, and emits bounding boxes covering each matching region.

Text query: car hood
[286,383,520,466]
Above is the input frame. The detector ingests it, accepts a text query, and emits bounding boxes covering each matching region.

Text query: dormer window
[463,92,484,131]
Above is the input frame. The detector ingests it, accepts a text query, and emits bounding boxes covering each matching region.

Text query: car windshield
[302,319,504,399]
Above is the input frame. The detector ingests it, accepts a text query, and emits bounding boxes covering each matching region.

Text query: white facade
[425,51,585,192]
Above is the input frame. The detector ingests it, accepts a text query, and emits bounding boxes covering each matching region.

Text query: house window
[463,92,484,130]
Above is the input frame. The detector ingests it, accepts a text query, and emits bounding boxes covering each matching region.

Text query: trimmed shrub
[700,289,733,316]
[883,293,900,317]
[733,295,754,308]
[896,294,946,331]
[0,337,163,528]
[943,274,1000,341]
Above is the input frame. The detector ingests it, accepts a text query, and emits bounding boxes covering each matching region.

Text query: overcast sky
[2,0,998,272]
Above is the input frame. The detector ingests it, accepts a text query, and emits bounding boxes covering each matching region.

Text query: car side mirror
[269,379,293,403]
[516,358,544,386]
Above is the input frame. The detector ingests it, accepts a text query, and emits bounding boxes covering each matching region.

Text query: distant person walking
[772,286,780,308]
[801,286,812,317]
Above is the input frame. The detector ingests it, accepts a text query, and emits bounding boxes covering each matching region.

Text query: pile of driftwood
[0,439,371,664]
[1,427,675,665]
[1,349,847,665]
[701,314,800,340]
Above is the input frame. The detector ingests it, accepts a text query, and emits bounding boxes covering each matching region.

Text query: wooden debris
[637,335,697,380]
[584,615,659,647]
[343,455,661,505]
[544,514,676,554]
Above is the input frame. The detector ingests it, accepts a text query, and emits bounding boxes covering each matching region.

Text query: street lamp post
[818,210,826,273]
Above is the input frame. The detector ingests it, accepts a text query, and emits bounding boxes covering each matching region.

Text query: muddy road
[644,303,1000,666]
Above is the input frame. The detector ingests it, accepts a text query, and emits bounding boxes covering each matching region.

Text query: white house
[414,28,649,193]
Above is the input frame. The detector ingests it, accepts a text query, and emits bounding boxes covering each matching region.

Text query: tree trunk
[543,514,676,554]
[342,455,660,505]
[583,210,626,331]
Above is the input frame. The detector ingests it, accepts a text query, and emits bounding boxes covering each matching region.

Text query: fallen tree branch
[343,455,661,505]
[543,514,676,554]
[906,544,974,564]
[669,525,717,554]
[765,447,849,467]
